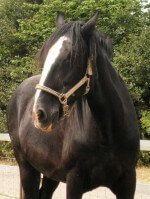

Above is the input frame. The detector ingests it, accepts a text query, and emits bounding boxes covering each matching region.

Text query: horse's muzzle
[32,111,53,132]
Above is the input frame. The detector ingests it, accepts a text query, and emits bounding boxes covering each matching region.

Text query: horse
[7,12,140,199]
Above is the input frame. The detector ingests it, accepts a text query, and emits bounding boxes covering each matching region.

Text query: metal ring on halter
[58,94,67,105]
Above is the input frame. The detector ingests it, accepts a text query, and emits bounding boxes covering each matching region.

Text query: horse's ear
[56,11,65,29]
[81,12,99,37]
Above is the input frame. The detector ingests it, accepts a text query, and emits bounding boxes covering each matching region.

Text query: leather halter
[35,58,93,116]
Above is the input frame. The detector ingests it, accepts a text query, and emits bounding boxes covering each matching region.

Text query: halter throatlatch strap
[35,57,93,116]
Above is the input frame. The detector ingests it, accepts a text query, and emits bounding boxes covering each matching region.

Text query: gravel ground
[0,164,149,199]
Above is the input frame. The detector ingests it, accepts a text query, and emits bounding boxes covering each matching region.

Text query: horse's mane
[36,20,112,67]
[90,31,112,59]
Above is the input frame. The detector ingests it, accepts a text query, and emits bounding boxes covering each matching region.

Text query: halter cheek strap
[35,58,93,116]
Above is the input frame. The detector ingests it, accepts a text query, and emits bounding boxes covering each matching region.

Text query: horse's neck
[87,53,131,142]
[89,54,124,112]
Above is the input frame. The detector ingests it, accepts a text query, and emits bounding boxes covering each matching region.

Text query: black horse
[7,12,139,199]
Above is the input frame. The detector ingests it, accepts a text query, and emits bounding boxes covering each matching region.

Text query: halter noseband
[35,58,93,117]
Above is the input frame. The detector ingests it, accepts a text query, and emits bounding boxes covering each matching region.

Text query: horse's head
[32,12,98,132]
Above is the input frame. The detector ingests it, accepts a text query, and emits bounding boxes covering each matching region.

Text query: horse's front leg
[39,176,59,199]
[111,168,136,199]
[66,169,85,199]
[19,161,40,199]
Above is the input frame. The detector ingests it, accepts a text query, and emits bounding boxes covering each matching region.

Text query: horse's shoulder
[13,75,39,98]
[8,75,40,113]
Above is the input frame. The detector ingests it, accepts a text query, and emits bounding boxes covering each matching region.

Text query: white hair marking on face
[33,36,68,112]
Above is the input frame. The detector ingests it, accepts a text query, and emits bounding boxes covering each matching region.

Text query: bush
[0,142,14,158]
[138,151,150,167]
[140,111,150,139]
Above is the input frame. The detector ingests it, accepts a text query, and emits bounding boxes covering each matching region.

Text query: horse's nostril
[37,109,47,122]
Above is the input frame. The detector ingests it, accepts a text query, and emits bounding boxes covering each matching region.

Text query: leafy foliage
[140,111,150,139]
[138,151,150,167]
[113,27,150,105]
[0,142,14,159]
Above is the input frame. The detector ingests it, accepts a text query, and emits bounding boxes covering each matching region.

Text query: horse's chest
[63,143,122,187]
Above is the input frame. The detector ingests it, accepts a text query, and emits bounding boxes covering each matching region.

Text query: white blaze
[33,36,68,112]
